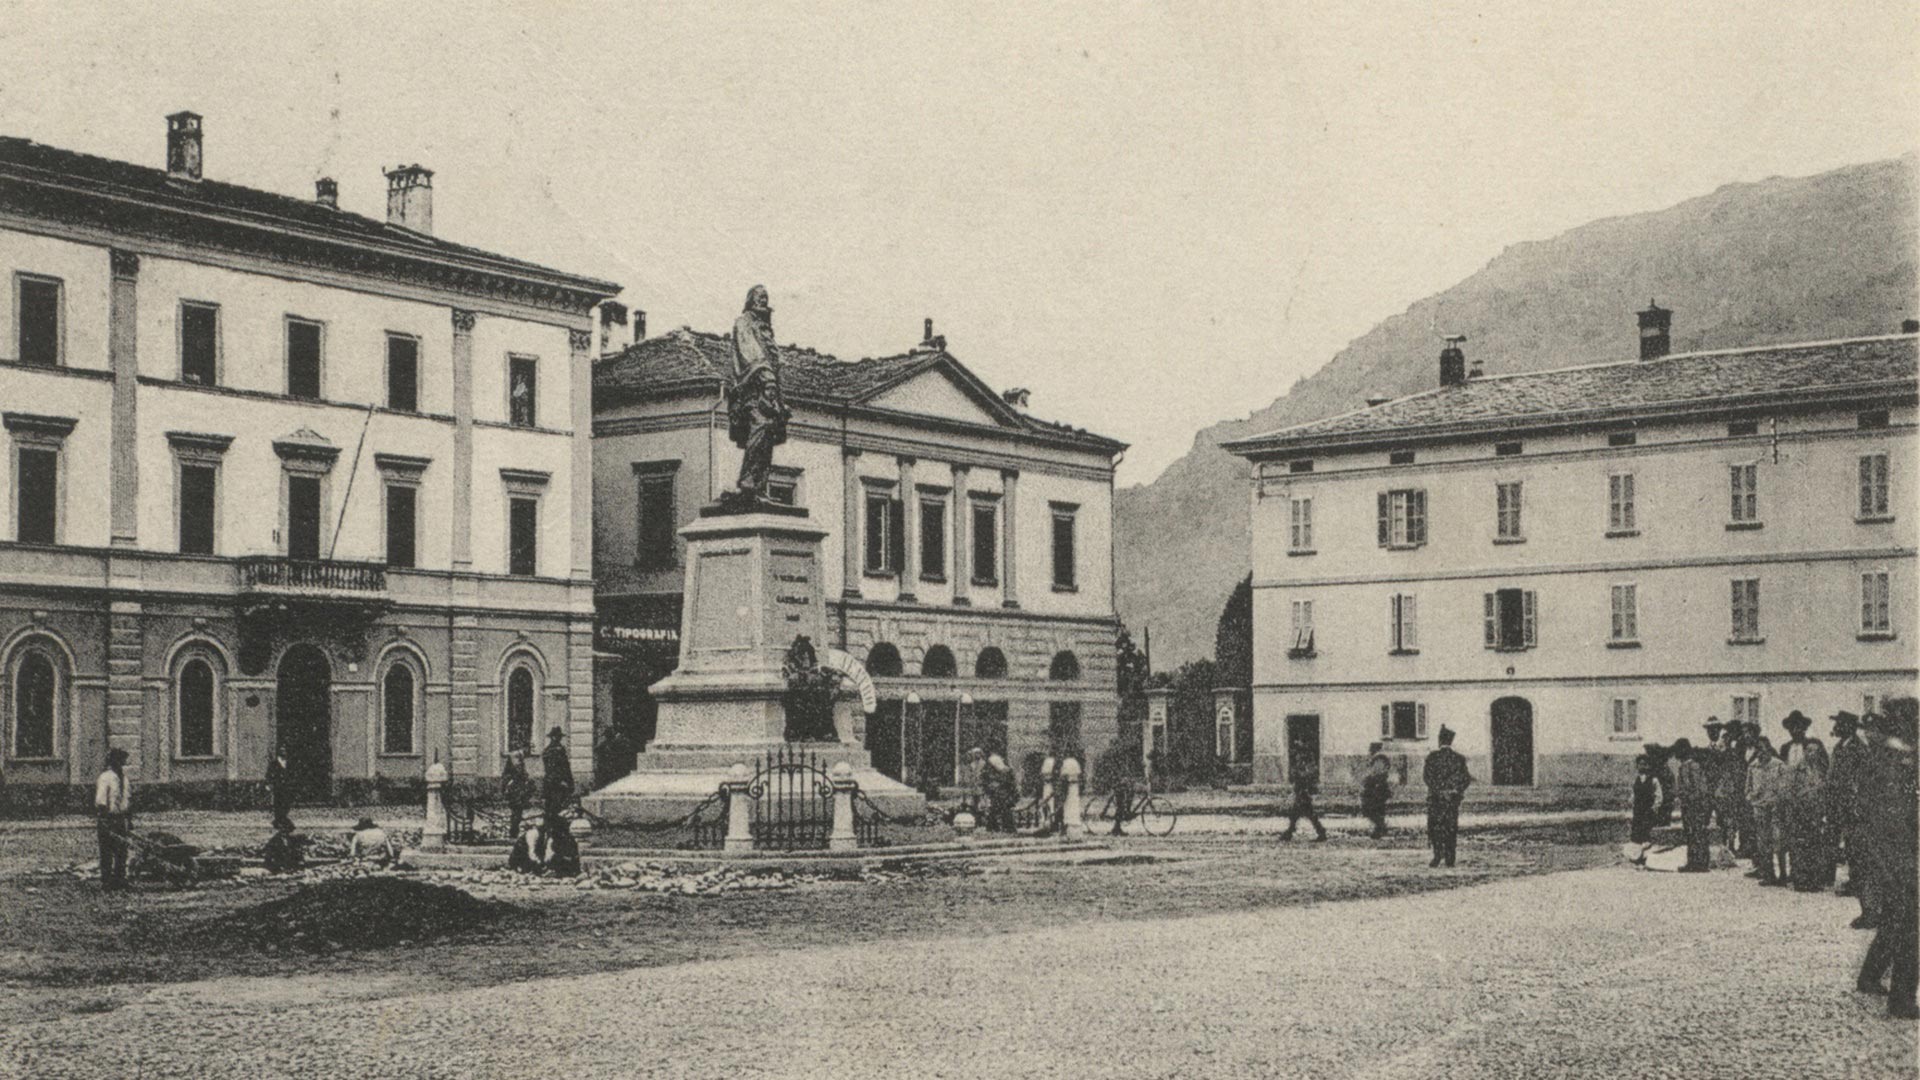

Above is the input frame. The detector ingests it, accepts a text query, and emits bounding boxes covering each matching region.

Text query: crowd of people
[1633,700,1917,1020]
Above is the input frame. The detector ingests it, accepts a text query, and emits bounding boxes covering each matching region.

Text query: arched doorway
[275,645,333,801]
[1490,696,1534,786]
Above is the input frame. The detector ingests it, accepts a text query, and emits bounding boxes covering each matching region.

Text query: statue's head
[744,284,771,316]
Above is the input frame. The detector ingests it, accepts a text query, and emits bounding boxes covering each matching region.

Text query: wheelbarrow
[121,828,203,884]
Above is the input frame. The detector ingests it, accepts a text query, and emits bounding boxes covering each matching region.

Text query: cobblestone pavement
[5,861,1913,1080]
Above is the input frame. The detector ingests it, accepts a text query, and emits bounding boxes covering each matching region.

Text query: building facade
[1224,318,1918,794]
[0,114,619,804]
[593,320,1125,789]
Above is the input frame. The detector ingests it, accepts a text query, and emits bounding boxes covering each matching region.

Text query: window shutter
[1389,594,1399,652]
[1416,703,1429,740]
[1410,490,1427,544]
[1522,589,1538,647]
[1860,457,1874,517]
[1380,704,1391,739]
[1404,595,1417,650]
[1483,593,1496,648]
[1377,492,1390,547]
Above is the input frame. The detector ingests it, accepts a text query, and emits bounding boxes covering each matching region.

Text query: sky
[3,1,1915,483]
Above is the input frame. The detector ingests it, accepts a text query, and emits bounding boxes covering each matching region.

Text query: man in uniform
[723,284,790,507]
[1856,698,1918,1019]
[1423,726,1472,868]
[1827,710,1876,926]
[537,727,575,860]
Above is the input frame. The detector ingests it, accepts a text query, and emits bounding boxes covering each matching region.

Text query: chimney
[924,318,934,342]
[598,301,628,355]
[915,317,946,353]
[1001,387,1031,411]
[384,164,434,234]
[1638,300,1671,360]
[165,111,203,180]
[634,309,647,343]
[1902,318,1918,334]
[1468,357,1485,380]
[314,177,338,208]
[1438,335,1467,388]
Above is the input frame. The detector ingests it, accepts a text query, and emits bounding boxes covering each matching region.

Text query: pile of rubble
[202,876,515,954]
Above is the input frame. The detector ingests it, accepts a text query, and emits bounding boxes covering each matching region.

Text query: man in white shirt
[94,748,133,890]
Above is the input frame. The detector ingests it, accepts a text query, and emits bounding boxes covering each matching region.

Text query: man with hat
[537,726,575,861]
[1672,739,1715,873]
[93,747,133,891]
[1779,710,1833,891]
[1827,709,1876,925]
[1855,697,1918,1019]
[1422,726,1473,868]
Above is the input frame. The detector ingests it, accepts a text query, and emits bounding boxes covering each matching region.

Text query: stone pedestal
[585,506,925,826]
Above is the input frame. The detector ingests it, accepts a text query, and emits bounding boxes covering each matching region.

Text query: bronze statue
[723,285,790,508]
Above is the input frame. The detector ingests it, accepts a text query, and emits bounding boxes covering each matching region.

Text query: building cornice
[1252,667,1919,693]
[1252,545,1916,591]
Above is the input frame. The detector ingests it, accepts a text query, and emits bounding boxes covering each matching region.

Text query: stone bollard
[422,761,450,852]
[1061,758,1086,839]
[723,763,755,855]
[829,761,858,851]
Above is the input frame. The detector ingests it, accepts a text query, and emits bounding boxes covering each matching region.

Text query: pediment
[866,367,1012,428]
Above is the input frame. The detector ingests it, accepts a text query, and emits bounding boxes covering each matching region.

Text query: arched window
[178,658,216,758]
[507,666,536,753]
[1048,650,1082,682]
[974,647,1009,680]
[922,645,957,678]
[383,664,416,755]
[866,642,903,678]
[13,649,57,759]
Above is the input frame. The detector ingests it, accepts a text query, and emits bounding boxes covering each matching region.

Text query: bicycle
[1081,769,1178,837]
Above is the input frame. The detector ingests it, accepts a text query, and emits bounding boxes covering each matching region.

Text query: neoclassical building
[592,319,1126,788]
[1225,314,1917,793]
[0,114,618,804]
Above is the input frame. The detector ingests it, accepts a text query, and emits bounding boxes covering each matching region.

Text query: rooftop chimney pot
[314,177,338,208]
[384,164,434,234]
[1001,387,1031,411]
[1637,301,1672,360]
[924,317,934,342]
[1902,318,1918,334]
[1438,335,1468,388]
[165,111,203,181]
[598,301,628,355]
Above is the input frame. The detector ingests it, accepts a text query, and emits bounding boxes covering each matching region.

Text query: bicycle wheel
[1136,797,1178,837]
[1082,794,1114,827]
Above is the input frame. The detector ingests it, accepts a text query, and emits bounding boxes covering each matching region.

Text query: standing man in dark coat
[265,742,294,831]
[1780,710,1833,891]
[1856,699,1918,1019]
[1278,763,1327,842]
[1828,710,1876,925]
[501,748,534,840]
[1360,742,1393,839]
[1673,739,1715,872]
[1423,726,1472,868]
[1630,754,1664,845]
[723,285,790,507]
[537,727,574,860]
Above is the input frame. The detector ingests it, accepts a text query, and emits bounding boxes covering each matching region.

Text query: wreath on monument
[780,636,842,743]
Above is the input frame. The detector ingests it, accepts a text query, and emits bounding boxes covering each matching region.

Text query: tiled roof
[1225,335,1919,456]
[0,135,619,294]
[596,328,1125,452]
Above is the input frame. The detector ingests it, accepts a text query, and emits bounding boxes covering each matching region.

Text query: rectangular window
[286,318,322,400]
[1862,571,1892,635]
[765,467,800,507]
[1495,441,1523,457]
[1730,578,1761,641]
[15,446,57,544]
[1860,410,1890,430]
[1611,697,1639,737]
[16,275,61,367]
[179,464,216,555]
[509,357,538,427]
[1388,450,1415,466]
[1495,482,1523,540]
[1289,600,1314,656]
[1287,459,1313,474]
[1859,454,1891,519]
[385,484,417,569]
[920,496,947,581]
[180,302,219,385]
[1483,588,1537,650]
[1729,463,1758,523]
[1376,488,1428,548]
[286,475,321,560]
[864,490,903,575]
[1610,584,1638,642]
[1051,505,1077,590]
[1732,694,1761,728]
[1289,497,1313,551]
[1728,420,1758,437]
[1381,701,1428,742]
[1389,593,1418,652]
[636,474,676,569]
[971,502,998,585]
[1608,473,1636,533]
[387,335,419,412]
[1608,431,1637,447]
[508,496,538,576]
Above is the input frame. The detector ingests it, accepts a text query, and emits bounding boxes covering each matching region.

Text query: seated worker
[545,816,581,877]
[262,820,305,873]
[347,817,397,865]
[508,819,544,875]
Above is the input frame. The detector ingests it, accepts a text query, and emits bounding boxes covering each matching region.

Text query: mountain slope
[1118,154,1919,665]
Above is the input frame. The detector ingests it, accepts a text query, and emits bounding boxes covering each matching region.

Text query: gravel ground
[3,863,1911,1080]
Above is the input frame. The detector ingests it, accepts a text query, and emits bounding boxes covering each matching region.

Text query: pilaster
[108,249,140,548]
[567,618,595,782]
[1001,467,1020,608]
[568,326,594,580]
[106,600,144,773]
[448,611,481,774]
[841,448,862,598]
[951,463,970,605]
[897,455,918,602]
[451,308,476,571]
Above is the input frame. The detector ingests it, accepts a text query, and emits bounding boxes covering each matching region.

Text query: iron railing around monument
[747,745,838,851]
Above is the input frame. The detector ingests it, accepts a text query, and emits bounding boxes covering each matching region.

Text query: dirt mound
[205,876,516,953]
